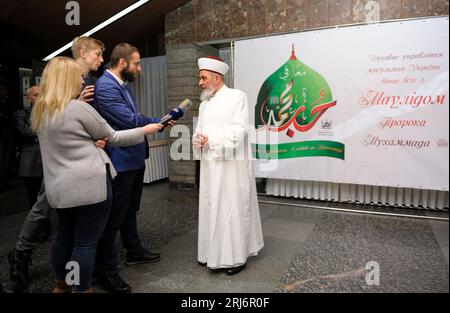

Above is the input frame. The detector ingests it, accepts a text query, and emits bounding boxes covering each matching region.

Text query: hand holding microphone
[143,123,164,134]
[159,99,193,132]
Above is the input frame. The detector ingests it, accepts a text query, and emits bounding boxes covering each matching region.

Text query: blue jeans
[51,174,112,292]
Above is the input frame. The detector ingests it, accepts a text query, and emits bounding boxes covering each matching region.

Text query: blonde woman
[31,56,162,293]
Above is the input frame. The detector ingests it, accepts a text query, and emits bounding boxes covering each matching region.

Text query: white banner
[235,17,449,191]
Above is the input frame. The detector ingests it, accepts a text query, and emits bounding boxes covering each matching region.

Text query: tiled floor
[0,178,448,293]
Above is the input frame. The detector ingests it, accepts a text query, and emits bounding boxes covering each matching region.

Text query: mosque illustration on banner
[253,45,345,161]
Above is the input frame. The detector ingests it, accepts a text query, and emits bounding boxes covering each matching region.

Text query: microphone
[159,98,193,132]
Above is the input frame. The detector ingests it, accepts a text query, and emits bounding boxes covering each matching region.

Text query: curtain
[265,179,449,210]
[131,56,169,183]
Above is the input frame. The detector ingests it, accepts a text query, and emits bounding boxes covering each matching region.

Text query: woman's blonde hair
[31,56,82,131]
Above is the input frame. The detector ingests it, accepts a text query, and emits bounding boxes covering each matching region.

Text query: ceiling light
[43,0,150,61]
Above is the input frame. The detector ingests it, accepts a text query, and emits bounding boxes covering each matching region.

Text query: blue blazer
[93,71,160,173]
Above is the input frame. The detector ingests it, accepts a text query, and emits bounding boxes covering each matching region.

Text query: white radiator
[265,179,449,211]
[144,141,169,184]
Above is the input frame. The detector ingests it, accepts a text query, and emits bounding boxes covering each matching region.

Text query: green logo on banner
[254,45,344,160]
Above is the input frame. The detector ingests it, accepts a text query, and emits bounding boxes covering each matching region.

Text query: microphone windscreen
[178,99,193,112]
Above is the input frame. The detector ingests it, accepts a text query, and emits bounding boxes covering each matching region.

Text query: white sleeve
[192,102,204,160]
[207,92,249,161]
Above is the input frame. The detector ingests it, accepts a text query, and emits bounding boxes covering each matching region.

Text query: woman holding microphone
[31,56,162,293]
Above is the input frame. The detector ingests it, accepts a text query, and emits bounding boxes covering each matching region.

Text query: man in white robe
[193,56,264,276]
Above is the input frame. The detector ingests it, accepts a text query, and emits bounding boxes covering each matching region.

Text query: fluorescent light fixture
[43,0,150,61]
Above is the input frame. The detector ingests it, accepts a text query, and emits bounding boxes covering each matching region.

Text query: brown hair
[71,36,105,60]
[110,43,139,68]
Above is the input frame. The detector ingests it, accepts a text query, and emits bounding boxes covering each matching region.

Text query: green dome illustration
[255,45,336,134]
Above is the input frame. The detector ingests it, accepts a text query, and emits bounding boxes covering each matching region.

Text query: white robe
[193,85,264,269]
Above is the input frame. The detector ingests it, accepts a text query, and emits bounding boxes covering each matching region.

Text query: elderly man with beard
[93,43,170,293]
[193,57,264,276]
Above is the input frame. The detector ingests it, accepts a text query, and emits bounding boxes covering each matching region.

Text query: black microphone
[159,99,193,132]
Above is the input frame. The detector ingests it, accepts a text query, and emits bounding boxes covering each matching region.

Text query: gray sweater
[37,99,146,209]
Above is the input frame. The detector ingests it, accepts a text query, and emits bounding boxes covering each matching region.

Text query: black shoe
[198,261,207,266]
[8,249,32,293]
[225,263,247,276]
[37,218,52,243]
[126,251,161,266]
[97,274,131,293]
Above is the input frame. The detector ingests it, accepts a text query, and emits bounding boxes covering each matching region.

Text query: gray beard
[200,88,215,101]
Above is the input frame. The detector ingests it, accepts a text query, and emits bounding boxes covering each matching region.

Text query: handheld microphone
[159,98,193,132]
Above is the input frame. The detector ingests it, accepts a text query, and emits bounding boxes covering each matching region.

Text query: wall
[166,0,448,45]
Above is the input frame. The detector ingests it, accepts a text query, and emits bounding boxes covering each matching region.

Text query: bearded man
[93,43,165,293]
[193,56,264,276]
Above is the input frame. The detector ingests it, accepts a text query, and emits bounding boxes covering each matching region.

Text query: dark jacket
[12,108,43,177]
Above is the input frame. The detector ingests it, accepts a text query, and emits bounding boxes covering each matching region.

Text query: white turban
[198,56,229,76]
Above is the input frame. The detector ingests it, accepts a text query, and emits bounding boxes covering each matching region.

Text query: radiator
[265,179,449,211]
[143,141,169,184]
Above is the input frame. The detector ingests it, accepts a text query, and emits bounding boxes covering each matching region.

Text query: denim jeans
[51,174,112,292]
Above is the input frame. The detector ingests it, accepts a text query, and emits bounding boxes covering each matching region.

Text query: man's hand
[167,120,177,127]
[79,85,95,103]
[95,137,109,149]
[200,134,209,148]
[194,134,208,149]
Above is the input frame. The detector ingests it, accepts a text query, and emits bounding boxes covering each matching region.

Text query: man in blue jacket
[94,43,167,293]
